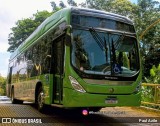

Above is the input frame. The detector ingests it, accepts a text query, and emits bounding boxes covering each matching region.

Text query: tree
[68,0,77,6]
[0,75,6,95]
[86,0,136,18]
[7,11,52,52]
[86,0,113,11]
[51,1,58,11]
[144,64,160,84]
[59,1,66,8]
[134,0,160,49]
[133,0,160,77]
[8,18,35,52]
[33,11,53,23]
[7,1,68,52]
[110,0,137,18]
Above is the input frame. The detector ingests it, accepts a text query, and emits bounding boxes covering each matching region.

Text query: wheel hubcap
[38,92,44,108]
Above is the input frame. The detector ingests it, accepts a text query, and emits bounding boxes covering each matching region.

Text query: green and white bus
[7,7,141,113]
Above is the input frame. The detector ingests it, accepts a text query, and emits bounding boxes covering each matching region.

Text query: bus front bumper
[63,88,141,107]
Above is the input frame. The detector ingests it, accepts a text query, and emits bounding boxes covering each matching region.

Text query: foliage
[50,1,61,11]
[106,0,137,18]
[59,1,66,8]
[7,11,52,52]
[134,0,160,77]
[134,0,160,54]
[8,18,35,52]
[143,45,160,77]
[86,0,136,18]
[0,75,6,95]
[86,0,113,10]
[141,83,160,109]
[141,86,154,102]
[50,1,66,11]
[142,64,160,108]
[144,64,160,84]
[7,1,66,52]
[68,0,77,6]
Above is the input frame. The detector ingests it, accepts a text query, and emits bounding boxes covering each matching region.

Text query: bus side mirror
[65,25,72,46]
[46,55,51,58]
[64,25,72,31]
[65,34,71,46]
[64,25,72,46]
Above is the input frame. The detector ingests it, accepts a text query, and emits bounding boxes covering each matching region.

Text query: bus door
[53,37,64,104]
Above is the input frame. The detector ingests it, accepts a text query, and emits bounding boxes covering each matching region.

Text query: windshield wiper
[89,28,104,51]
[89,27,109,63]
[114,32,125,50]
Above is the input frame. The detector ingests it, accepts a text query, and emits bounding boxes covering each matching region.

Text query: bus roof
[9,7,133,61]
[71,7,133,24]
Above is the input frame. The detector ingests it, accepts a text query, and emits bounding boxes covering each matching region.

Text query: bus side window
[8,66,12,84]
[41,38,52,74]
[10,57,19,83]
[18,54,27,81]
[31,45,41,76]
[25,48,34,78]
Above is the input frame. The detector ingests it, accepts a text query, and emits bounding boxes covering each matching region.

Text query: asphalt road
[0,102,160,126]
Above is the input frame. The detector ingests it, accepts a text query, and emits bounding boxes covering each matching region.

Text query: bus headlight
[69,76,86,93]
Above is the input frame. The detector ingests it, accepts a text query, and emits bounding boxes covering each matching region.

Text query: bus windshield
[71,29,140,78]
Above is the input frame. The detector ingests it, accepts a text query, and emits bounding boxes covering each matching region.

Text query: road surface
[0,102,159,126]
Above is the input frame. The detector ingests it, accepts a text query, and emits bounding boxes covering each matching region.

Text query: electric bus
[6,7,141,113]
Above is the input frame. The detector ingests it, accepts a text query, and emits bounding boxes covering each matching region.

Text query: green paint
[7,7,142,108]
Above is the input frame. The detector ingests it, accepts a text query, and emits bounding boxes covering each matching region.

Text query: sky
[0,0,159,77]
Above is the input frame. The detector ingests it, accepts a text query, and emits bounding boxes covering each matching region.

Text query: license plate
[105,98,118,104]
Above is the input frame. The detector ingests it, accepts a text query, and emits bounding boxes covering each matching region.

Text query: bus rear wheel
[37,87,45,112]
[11,88,23,104]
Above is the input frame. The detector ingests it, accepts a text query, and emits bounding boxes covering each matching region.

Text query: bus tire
[37,87,45,113]
[11,88,23,104]
[11,88,16,104]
